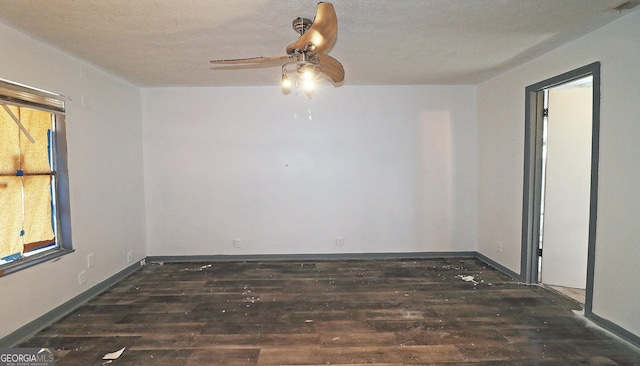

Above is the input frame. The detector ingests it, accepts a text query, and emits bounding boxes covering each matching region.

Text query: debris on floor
[102,347,125,361]
[185,264,212,271]
[457,274,479,285]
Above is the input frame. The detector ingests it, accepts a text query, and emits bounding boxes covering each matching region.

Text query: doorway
[521,62,600,314]
[539,77,592,304]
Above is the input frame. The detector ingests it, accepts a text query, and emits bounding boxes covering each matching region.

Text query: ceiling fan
[210,2,344,96]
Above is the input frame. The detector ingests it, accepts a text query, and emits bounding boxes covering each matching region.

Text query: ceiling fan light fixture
[281,72,292,90]
[301,68,315,81]
[302,78,315,92]
[303,82,315,98]
[279,59,322,97]
[296,59,322,78]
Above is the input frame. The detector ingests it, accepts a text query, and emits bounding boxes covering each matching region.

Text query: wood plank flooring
[20,258,640,365]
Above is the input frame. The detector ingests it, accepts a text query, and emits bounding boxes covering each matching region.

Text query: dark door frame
[520,62,600,315]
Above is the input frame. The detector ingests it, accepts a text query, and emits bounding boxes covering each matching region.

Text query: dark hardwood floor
[20,258,640,365]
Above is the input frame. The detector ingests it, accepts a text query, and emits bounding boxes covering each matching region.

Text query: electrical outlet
[233,239,241,248]
[336,237,345,247]
[498,241,504,253]
[87,253,95,268]
[78,271,86,285]
[127,251,133,263]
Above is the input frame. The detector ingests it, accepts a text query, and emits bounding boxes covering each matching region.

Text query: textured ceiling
[0,0,632,87]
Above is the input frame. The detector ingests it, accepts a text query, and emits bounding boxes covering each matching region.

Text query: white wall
[477,9,640,337]
[0,23,146,338]
[142,85,477,256]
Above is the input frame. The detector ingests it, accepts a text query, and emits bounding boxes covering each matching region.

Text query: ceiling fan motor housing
[292,17,313,35]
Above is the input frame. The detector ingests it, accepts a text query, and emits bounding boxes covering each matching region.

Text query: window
[0,79,71,275]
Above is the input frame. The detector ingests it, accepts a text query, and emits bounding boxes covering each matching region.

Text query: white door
[540,85,592,289]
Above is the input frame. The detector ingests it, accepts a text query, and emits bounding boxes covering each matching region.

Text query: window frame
[0,79,73,276]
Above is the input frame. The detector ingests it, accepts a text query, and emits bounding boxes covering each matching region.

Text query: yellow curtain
[0,105,21,175]
[0,177,24,258]
[23,176,55,249]
[20,108,53,174]
[0,105,54,259]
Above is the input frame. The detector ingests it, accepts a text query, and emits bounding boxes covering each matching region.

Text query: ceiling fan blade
[286,2,337,55]
[317,54,344,83]
[210,55,290,65]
